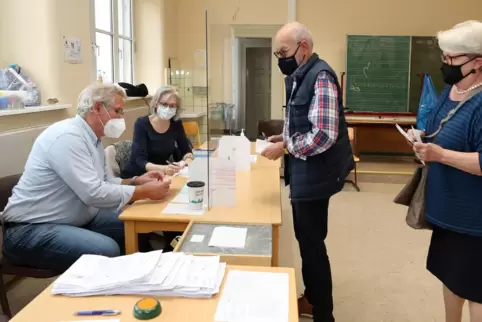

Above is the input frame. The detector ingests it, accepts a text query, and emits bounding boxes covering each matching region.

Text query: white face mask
[99,106,126,138]
[157,105,177,120]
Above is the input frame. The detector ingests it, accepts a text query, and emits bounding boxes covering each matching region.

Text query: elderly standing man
[1,83,170,272]
[262,22,354,322]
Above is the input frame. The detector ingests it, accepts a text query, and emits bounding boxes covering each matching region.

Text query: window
[92,0,134,83]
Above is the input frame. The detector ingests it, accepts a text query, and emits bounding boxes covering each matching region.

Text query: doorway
[237,38,272,140]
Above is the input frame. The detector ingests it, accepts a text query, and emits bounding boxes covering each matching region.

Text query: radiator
[0,105,149,178]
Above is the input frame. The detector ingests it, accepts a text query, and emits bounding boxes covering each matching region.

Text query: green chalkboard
[346,35,443,113]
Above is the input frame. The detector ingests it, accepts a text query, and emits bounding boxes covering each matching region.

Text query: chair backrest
[111,140,133,175]
[0,174,21,212]
[182,121,201,148]
[257,120,284,138]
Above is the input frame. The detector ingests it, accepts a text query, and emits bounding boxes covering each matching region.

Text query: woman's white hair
[437,20,482,55]
[150,85,182,121]
[77,83,127,117]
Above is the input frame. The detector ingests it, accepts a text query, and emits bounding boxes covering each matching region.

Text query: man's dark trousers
[292,198,334,322]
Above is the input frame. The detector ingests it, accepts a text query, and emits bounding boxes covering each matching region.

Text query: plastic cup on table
[186,181,205,210]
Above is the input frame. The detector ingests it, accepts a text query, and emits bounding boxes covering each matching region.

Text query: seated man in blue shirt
[1,83,171,272]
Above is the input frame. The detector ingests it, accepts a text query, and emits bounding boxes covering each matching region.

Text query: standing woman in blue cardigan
[409,20,482,322]
[123,86,193,178]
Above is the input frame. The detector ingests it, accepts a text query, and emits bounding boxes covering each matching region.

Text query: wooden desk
[120,150,282,266]
[345,114,416,128]
[10,266,299,322]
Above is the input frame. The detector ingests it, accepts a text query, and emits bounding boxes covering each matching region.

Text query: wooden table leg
[272,225,279,267]
[124,221,138,254]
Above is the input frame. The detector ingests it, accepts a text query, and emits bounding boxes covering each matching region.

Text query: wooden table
[10,266,299,322]
[120,146,282,266]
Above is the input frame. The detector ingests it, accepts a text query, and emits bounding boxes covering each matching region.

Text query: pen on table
[262,132,267,140]
[73,310,121,316]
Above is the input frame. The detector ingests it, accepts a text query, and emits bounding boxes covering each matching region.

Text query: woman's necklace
[455,81,482,94]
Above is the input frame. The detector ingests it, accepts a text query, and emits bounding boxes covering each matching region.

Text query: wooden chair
[257,120,284,139]
[345,127,361,191]
[0,174,61,318]
[182,121,202,148]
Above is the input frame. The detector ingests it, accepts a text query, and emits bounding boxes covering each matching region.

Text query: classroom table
[10,265,299,322]
[120,143,282,266]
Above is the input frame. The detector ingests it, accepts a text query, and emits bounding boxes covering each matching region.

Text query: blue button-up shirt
[1,115,135,226]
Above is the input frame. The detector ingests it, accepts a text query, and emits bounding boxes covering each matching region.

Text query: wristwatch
[130,176,138,185]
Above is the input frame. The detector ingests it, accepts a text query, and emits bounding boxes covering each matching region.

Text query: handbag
[394,86,482,229]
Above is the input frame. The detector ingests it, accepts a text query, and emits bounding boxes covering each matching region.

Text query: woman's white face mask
[157,105,177,120]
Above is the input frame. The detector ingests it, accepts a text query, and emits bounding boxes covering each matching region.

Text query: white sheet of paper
[177,167,189,177]
[162,203,205,216]
[191,234,205,243]
[210,159,236,207]
[171,192,190,204]
[214,270,289,322]
[250,155,257,163]
[395,124,414,144]
[395,124,425,165]
[255,139,273,154]
[209,227,247,248]
[219,136,251,171]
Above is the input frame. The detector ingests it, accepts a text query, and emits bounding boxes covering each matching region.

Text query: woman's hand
[413,142,445,163]
[159,164,181,176]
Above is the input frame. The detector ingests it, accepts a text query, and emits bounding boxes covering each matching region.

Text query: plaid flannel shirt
[283,71,340,160]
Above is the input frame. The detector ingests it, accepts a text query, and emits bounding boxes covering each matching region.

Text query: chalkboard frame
[344,34,442,115]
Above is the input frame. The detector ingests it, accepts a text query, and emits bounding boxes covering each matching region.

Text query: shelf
[126,95,151,101]
[180,112,206,119]
[0,104,72,117]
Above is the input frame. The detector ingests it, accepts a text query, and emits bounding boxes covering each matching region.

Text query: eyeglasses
[274,42,301,59]
[101,103,124,116]
[159,102,178,109]
[441,54,481,65]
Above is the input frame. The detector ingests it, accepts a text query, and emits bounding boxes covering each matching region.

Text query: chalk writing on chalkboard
[346,35,443,113]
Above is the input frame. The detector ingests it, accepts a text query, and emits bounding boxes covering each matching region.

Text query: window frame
[90,0,135,83]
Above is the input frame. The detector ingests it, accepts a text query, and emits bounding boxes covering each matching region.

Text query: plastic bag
[416,73,438,131]
[0,65,41,106]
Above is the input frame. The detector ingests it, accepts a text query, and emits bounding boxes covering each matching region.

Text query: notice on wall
[63,36,82,64]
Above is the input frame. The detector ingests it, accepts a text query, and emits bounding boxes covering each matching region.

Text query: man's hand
[261,142,285,160]
[135,171,165,185]
[413,142,445,163]
[143,179,171,200]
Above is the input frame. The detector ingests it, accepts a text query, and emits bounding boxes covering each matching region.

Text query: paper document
[176,167,189,177]
[209,227,247,248]
[214,270,289,322]
[255,139,273,154]
[395,124,414,144]
[162,203,205,216]
[210,159,237,207]
[395,124,425,165]
[52,252,226,299]
[191,235,205,243]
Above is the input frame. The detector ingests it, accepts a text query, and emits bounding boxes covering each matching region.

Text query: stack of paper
[51,251,226,298]
[214,270,289,322]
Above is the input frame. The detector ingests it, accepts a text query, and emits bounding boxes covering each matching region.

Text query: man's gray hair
[77,83,127,117]
[150,85,182,121]
[438,20,482,55]
[284,21,314,50]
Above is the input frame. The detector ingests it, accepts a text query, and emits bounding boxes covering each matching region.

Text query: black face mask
[440,57,476,85]
[278,44,301,76]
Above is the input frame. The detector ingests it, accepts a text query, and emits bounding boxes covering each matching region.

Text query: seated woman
[123,86,194,178]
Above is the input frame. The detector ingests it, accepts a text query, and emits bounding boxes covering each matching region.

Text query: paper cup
[186,181,205,210]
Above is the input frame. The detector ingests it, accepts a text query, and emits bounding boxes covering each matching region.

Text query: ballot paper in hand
[395,124,425,165]
[214,270,289,322]
[256,139,273,154]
